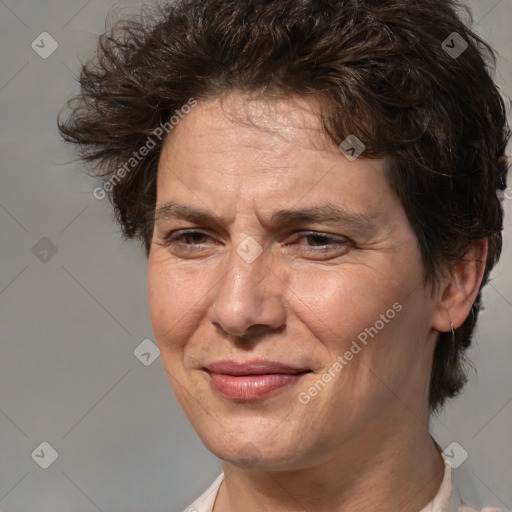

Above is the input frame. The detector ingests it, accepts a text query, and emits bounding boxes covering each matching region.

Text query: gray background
[0,1,510,511]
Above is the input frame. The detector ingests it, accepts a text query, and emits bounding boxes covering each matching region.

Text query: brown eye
[161,230,213,249]
[294,232,348,250]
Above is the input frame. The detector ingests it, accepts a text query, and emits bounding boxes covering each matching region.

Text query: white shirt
[183,459,503,512]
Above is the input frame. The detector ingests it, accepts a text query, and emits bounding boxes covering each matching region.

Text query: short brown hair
[57,0,510,412]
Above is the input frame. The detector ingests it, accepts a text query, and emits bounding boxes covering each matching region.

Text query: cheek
[147,260,208,350]
[288,264,402,344]
[288,259,431,389]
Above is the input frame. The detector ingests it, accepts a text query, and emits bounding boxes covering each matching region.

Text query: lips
[205,360,309,375]
[203,360,311,400]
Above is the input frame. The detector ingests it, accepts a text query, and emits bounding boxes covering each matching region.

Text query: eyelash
[159,230,349,253]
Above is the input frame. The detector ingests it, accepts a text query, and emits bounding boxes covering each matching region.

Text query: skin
[147,91,487,512]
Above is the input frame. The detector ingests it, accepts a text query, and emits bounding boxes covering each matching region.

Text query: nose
[209,243,286,340]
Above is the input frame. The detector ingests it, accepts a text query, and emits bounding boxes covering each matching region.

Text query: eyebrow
[153,200,381,235]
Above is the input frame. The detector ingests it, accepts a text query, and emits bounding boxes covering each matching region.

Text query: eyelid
[163,229,212,243]
[161,229,350,249]
[294,230,347,240]
[163,228,346,238]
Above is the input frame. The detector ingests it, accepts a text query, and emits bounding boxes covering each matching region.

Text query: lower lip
[207,372,310,400]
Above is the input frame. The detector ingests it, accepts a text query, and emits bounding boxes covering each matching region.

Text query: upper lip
[204,360,311,376]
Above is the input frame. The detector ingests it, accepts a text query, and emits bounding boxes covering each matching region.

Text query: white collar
[420,458,463,512]
[185,458,467,512]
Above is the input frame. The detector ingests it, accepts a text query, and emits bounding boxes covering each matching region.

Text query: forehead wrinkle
[207,92,333,153]
[153,199,384,239]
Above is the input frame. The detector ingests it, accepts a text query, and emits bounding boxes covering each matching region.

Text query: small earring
[450,321,455,345]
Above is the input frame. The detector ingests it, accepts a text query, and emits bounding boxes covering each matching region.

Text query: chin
[200,426,314,471]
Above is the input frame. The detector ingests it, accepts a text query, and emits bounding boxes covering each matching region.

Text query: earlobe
[431,238,488,332]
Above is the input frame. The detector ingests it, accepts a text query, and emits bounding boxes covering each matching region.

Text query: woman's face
[147,92,441,470]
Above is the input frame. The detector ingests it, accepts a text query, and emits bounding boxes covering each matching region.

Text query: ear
[431,238,488,332]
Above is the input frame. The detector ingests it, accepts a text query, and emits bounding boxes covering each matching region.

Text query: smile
[206,371,312,400]
[202,359,312,400]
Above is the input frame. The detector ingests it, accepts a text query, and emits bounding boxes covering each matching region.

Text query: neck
[213,418,445,512]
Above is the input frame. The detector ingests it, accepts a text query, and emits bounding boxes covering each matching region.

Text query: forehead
[155,91,395,228]
[161,92,334,160]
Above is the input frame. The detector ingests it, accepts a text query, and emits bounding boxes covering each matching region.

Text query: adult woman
[58,0,510,510]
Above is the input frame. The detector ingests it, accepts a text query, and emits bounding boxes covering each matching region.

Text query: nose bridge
[211,237,285,336]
